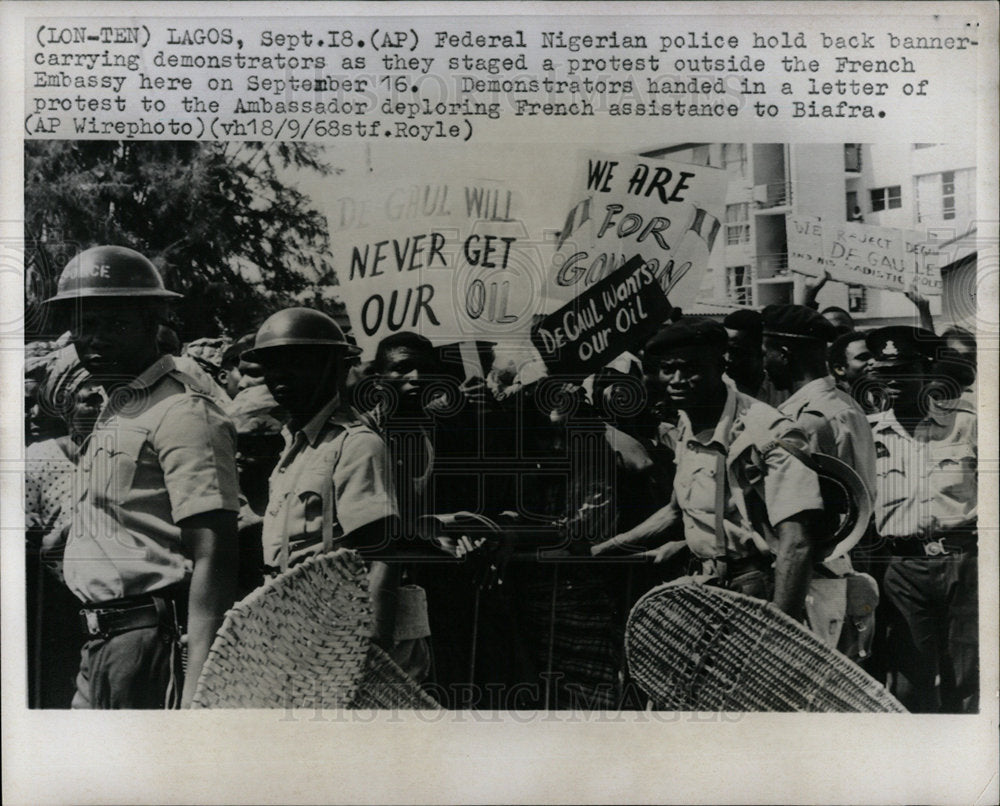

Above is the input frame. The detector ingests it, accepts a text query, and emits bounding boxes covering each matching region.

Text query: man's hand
[455,534,509,590]
[801,270,830,308]
[458,375,489,406]
[640,540,687,564]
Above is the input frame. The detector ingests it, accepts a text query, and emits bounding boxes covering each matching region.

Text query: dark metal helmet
[244,307,360,359]
[46,245,182,303]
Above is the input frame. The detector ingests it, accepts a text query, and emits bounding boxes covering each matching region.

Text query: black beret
[645,317,728,355]
[722,308,763,337]
[762,304,839,343]
[866,326,938,364]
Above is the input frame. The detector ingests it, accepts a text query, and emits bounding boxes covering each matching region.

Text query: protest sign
[532,255,671,377]
[787,215,943,296]
[546,152,728,314]
[902,231,944,296]
[329,180,545,359]
[787,214,827,278]
[824,221,911,291]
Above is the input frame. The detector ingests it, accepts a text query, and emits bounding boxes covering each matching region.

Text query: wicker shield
[626,581,905,712]
[191,549,439,709]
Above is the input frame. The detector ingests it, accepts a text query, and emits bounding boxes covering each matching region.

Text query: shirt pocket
[292,469,333,543]
[680,460,718,513]
[98,427,149,507]
[929,441,976,501]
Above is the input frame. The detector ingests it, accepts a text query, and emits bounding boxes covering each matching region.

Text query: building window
[844,144,862,172]
[869,186,902,212]
[725,203,750,245]
[689,145,711,166]
[723,143,746,178]
[941,170,956,220]
[726,265,753,306]
[915,168,974,224]
[848,285,868,313]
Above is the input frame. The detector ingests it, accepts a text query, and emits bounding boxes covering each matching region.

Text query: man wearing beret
[721,308,787,407]
[762,305,876,504]
[866,326,978,713]
[761,305,878,654]
[592,318,825,619]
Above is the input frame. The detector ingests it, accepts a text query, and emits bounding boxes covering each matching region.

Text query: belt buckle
[84,609,103,636]
[924,539,948,557]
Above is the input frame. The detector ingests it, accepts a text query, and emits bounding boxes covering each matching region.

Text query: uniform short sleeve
[152,395,240,522]
[796,410,836,455]
[832,406,878,504]
[761,423,824,527]
[333,430,399,538]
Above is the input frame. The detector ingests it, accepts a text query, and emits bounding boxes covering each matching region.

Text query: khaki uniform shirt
[666,381,824,560]
[868,401,977,539]
[64,356,240,603]
[262,397,397,571]
[779,375,877,506]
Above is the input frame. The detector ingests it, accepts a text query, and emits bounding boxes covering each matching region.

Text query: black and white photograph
[3,3,997,804]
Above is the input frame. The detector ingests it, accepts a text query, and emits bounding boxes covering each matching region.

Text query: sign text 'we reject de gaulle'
[787,215,943,295]
[329,178,540,360]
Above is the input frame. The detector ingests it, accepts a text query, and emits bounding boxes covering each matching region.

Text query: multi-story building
[643,142,978,329]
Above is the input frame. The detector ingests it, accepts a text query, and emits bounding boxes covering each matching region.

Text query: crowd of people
[24,245,979,713]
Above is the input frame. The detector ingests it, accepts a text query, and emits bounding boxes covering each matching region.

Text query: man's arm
[366,560,399,651]
[342,515,398,556]
[179,509,238,708]
[771,513,819,619]
[904,286,936,333]
[591,495,680,556]
[798,269,830,309]
[342,516,402,650]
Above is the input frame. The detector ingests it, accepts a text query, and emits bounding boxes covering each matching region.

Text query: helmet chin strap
[307,352,345,413]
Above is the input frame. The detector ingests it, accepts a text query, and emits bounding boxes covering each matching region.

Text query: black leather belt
[887,531,977,558]
[697,553,771,578]
[79,591,181,639]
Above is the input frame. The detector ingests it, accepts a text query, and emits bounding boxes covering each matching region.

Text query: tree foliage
[25,140,340,340]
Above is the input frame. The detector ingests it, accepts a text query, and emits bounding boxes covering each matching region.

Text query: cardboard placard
[531,255,671,377]
[329,180,545,359]
[546,152,728,314]
[787,215,943,295]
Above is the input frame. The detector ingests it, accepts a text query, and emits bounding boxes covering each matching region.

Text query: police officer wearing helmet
[46,245,240,709]
[866,326,978,713]
[246,308,401,649]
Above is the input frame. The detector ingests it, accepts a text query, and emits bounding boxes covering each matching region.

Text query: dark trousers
[883,553,978,713]
[72,626,182,709]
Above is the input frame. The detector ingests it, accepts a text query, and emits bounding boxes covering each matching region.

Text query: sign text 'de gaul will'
[330,180,542,359]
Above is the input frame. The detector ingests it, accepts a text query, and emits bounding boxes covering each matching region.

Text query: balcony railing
[756,252,789,277]
[724,223,750,246]
[754,181,793,209]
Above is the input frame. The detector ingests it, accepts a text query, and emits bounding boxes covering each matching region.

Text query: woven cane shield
[191,549,439,710]
[625,581,905,712]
